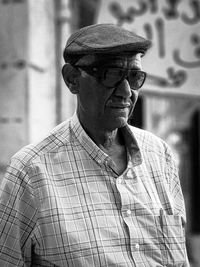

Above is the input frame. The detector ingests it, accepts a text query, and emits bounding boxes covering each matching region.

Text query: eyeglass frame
[75,65,147,90]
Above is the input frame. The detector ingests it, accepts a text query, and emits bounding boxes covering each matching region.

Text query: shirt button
[126,169,132,179]
[135,243,140,250]
[126,209,132,216]
[97,159,101,164]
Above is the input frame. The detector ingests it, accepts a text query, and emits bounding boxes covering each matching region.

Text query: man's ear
[62,64,80,94]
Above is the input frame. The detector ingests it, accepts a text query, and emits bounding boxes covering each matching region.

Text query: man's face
[76,53,143,131]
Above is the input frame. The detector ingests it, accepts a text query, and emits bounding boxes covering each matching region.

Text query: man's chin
[103,117,128,131]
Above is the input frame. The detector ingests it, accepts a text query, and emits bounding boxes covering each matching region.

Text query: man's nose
[114,78,132,98]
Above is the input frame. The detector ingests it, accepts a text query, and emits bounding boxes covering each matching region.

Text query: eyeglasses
[76,65,146,90]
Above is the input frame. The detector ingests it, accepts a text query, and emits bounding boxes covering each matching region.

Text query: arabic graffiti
[109,1,147,25]
[108,0,200,88]
[162,0,180,19]
[147,67,187,87]
[143,23,153,40]
[170,31,200,71]
[174,51,200,68]
[182,0,200,25]
[109,0,200,24]
[173,34,200,68]
[191,34,200,58]
[155,18,165,58]
[144,18,165,58]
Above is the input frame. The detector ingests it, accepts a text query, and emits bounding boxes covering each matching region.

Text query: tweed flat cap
[63,23,151,63]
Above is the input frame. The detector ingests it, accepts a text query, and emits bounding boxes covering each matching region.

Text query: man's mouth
[106,100,131,109]
[109,105,130,109]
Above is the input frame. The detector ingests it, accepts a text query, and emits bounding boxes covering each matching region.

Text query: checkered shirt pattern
[0,114,189,266]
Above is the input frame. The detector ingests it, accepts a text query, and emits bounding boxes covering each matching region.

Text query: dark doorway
[129,96,143,128]
[190,110,200,233]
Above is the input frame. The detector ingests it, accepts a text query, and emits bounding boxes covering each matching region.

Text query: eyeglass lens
[103,68,146,89]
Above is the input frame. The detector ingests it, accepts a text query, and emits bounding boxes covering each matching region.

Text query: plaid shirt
[0,114,189,267]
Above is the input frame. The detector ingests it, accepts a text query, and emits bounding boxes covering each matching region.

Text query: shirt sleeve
[0,157,38,266]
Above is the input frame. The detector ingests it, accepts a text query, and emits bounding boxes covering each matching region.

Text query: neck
[98,130,122,150]
[78,117,123,150]
[77,113,127,174]
[87,124,122,149]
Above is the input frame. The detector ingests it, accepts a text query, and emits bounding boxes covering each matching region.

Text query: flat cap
[63,23,151,63]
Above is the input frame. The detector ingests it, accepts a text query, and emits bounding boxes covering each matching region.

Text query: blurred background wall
[0,0,200,265]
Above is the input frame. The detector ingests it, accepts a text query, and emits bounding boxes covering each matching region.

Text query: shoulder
[10,118,73,169]
[128,125,174,161]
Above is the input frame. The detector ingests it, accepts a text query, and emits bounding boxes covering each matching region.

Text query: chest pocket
[158,214,187,266]
[124,212,188,266]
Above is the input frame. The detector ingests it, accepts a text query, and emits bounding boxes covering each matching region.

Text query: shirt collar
[120,124,142,166]
[70,113,142,166]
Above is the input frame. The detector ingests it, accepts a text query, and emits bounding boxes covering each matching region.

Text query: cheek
[78,80,105,111]
[79,77,95,100]
[131,90,139,105]
[129,91,139,116]
[79,75,114,112]
[86,79,111,108]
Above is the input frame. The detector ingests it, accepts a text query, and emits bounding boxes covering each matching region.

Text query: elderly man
[0,24,189,266]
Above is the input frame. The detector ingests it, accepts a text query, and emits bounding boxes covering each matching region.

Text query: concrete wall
[0,0,70,180]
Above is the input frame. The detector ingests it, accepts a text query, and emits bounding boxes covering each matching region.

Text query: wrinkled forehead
[75,53,143,68]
